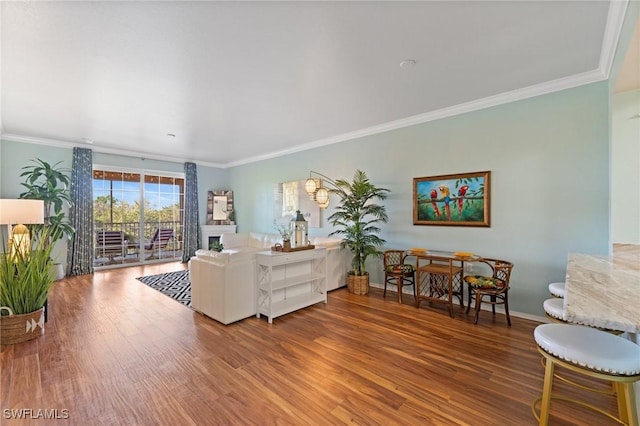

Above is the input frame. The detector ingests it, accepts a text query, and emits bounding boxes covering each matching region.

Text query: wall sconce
[304,171,338,209]
[0,199,45,257]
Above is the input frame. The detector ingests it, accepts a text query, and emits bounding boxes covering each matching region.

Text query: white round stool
[548,281,566,298]
[532,323,640,425]
[543,298,623,334]
[543,298,565,322]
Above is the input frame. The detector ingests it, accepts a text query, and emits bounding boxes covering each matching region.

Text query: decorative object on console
[413,170,490,227]
[290,210,308,247]
[272,243,315,252]
[207,190,234,225]
[309,170,389,295]
[273,219,293,247]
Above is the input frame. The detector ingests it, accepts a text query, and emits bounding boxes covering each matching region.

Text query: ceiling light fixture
[399,59,416,69]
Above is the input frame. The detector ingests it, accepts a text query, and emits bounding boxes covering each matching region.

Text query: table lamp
[0,199,45,257]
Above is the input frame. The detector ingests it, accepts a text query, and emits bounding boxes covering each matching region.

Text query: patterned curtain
[182,162,199,262]
[67,147,94,276]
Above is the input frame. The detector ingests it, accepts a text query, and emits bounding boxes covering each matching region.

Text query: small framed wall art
[413,171,490,227]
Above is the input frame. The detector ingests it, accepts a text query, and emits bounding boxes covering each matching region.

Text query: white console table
[201,224,236,249]
[256,248,327,324]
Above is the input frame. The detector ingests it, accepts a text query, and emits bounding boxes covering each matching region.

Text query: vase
[283,240,291,250]
[0,307,45,345]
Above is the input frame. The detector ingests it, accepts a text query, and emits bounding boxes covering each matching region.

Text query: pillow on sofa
[220,233,250,248]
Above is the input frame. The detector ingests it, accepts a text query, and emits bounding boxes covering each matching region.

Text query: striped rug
[136,270,192,308]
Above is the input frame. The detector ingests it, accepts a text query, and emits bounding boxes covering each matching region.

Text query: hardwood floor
[1,262,621,425]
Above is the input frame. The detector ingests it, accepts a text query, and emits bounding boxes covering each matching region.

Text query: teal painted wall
[229,82,611,317]
[611,89,640,243]
[0,82,611,319]
[0,141,72,198]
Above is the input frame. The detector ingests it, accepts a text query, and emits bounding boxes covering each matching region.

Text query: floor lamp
[0,199,45,256]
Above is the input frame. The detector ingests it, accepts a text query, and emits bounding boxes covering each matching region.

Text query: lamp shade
[315,188,329,205]
[0,199,45,225]
[304,178,318,196]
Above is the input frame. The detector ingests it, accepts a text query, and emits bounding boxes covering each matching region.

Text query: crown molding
[0,133,227,169]
[229,68,608,167]
[599,0,629,79]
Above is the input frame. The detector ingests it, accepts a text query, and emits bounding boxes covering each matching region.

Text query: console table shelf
[256,248,327,323]
[270,272,326,291]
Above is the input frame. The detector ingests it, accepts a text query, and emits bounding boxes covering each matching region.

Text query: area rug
[136,270,192,308]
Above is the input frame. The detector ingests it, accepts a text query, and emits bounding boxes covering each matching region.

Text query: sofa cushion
[312,236,343,249]
[195,248,259,264]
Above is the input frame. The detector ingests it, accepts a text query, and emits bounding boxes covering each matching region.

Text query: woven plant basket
[0,307,45,345]
[347,273,369,295]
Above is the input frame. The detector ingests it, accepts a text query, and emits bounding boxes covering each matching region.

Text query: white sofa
[188,232,347,325]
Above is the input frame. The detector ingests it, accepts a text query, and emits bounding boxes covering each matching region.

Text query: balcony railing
[94,221,183,266]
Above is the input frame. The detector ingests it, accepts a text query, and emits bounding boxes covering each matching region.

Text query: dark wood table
[404,250,481,317]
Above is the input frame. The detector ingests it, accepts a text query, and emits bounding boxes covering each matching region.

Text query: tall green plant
[328,170,389,276]
[0,228,55,315]
[19,159,75,246]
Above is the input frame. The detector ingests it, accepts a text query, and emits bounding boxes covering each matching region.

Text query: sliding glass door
[93,167,184,268]
[142,173,184,262]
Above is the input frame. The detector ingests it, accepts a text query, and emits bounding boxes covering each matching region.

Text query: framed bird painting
[413,171,490,226]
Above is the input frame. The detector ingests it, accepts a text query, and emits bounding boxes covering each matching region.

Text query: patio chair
[96,231,126,262]
[144,228,174,258]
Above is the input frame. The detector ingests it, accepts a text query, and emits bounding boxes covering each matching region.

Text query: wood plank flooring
[1,262,622,425]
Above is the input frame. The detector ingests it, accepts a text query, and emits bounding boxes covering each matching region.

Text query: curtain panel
[67,147,94,276]
[182,162,199,262]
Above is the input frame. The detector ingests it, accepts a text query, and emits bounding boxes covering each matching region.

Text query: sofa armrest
[195,249,230,265]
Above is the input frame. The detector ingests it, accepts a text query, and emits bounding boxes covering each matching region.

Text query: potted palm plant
[328,170,389,295]
[19,159,75,280]
[0,227,55,344]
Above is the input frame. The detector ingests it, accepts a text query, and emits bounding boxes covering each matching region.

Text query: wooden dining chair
[383,250,416,304]
[464,258,513,326]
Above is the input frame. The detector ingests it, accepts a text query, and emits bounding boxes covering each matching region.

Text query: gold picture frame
[413,171,490,227]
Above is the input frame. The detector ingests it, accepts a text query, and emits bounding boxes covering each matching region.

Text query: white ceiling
[0,1,632,168]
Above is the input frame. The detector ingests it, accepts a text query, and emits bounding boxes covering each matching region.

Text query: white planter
[50,263,65,281]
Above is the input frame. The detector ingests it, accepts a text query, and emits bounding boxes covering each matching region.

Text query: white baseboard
[369,282,547,323]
